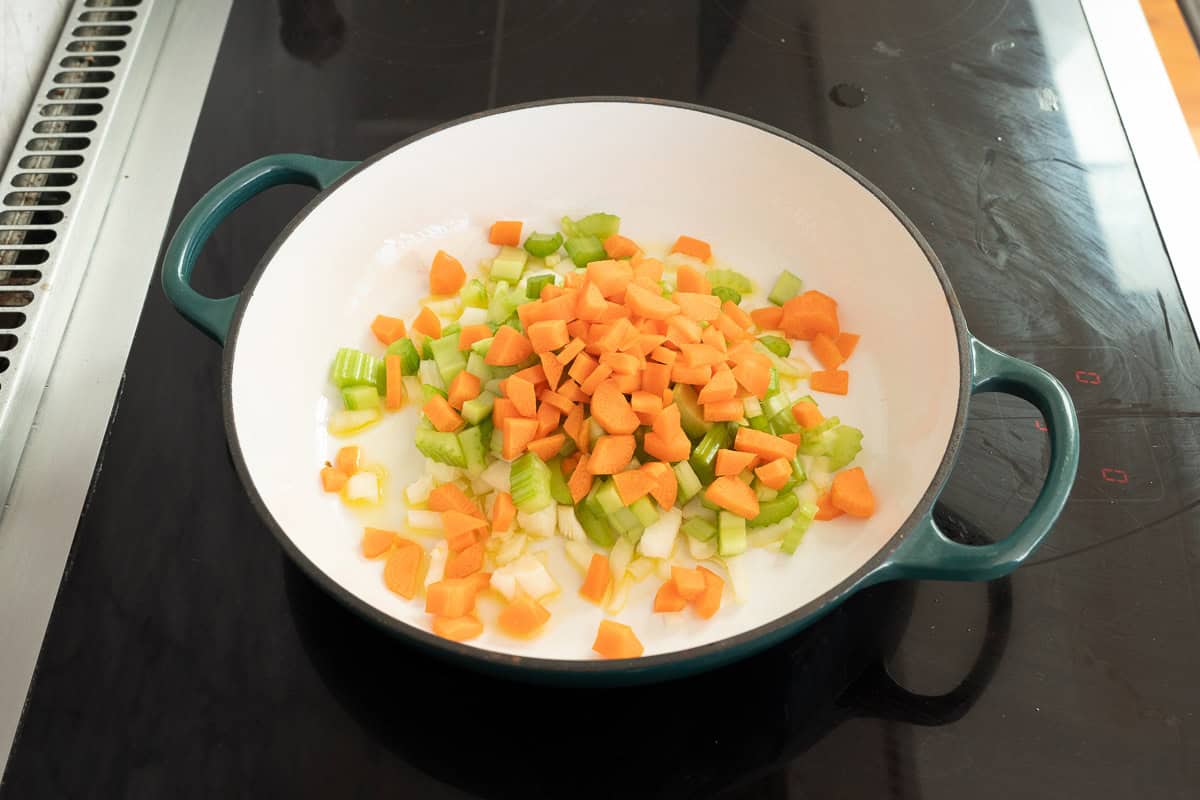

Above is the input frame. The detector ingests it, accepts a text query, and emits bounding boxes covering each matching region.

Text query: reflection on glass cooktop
[5,1,1200,798]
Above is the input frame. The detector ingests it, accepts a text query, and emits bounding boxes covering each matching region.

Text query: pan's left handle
[161,154,358,344]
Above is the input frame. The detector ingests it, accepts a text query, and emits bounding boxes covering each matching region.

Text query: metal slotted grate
[0,0,160,512]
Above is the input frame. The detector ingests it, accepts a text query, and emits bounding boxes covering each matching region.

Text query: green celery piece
[766,367,780,397]
[770,408,804,435]
[690,423,729,486]
[429,333,467,385]
[629,496,659,528]
[414,428,466,467]
[491,245,528,282]
[510,452,553,512]
[594,480,624,514]
[681,516,717,541]
[442,322,462,338]
[524,231,564,258]
[559,215,579,238]
[789,456,807,485]
[767,270,803,305]
[706,269,753,293]
[478,416,495,446]
[800,417,843,455]
[624,525,645,545]
[460,278,488,308]
[758,335,791,358]
[526,273,558,299]
[700,494,721,512]
[421,337,434,360]
[487,281,525,323]
[421,384,448,402]
[673,384,711,441]
[459,425,487,476]
[673,461,703,504]
[461,392,496,425]
[374,360,388,395]
[465,351,493,383]
[749,493,799,527]
[748,415,770,432]
[470,336,495,357]
[489,425,504,457]
[755,483,779,502]
[386,338,420,375]
[564,235,606,267]
[572,212,620,239]
[490,364,519,380]
[712,286,742,305]
[341,385,381,411]
[718,511,748,557]
[576,503,617,547]
[826,426,864,470]
[781,503,818,554]
[548,458,573,505]
[761,392,791,420]
[329,347,381,389]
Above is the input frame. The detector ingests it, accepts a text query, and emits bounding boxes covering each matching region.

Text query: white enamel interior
[229,102,961,661]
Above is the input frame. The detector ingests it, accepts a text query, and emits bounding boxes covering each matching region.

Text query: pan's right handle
[161,154,357,344]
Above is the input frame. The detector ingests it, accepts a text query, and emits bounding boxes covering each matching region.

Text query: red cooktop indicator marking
[1035,420,1047,431]
[1101,468,1129,484]
[1075,370,1102,385]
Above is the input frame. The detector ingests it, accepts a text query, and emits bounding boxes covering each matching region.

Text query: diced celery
[491,245,529,282]
[770,408,803,435]
[461,278,488,308]
[790,455,807,484]
[491,364,519,379]
[415,428,466,466]
[673,384,711,441]
[761,392,791,420]
[689,423,729,485]
[576,503,617,547]
[826,426,864,470]
[548,458,573,505]
[329,347,381,389]
[755,482,778,502]
[328,408,381,436]
[594,480,624,514]
[524,231,564,258]
[673,461,703,503]
[458,306,488,327]
[461,391,495,425]
[459,425,487,476]
[442,322,461,338]
[681,516,717,541]
[471,336,495,357]
[749,493,799,527]
[706,268,753,293]
[564,235,606,267]
[712,286,742,305]
[743,396,763,418]
[755,341,807,378]
[768,270,803,305]
[421,337,434,360]
[799,417,843,455]
[526,273,558,299]
[781,503,818,554]
[629,496,659,528]
[560,215,579,238]
[571,212,620,239]
[386,338,421,375]
[487,281,525,323]
[766,367,780,397]
[624,524,645,545]
[489,425,503,456]
[465,351,493,383]
[718,511,748,557]
[342,385,380,410]
[417,359,445,390]
[510,452,553,512]
[429,333,466,385]
[421,384,448,402]
[758,335,791,358]
[748,415,770,432]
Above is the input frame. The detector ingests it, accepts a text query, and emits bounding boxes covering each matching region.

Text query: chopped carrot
[446,541,485,578]
[447,370,481,410]
[492,491,516,532]
[578,362,614,396]
[781,433,803,445]
[649,346,677,364]
[361,527,397,558]
[667,315,703,344]
[568,351,598,384]
[624,283,681,320]
[612,372,641,395]
[562,452,581,476]
[697,368,737,404]
[754,458,792,490]
[810,333,845,370]
[442,509,488,542]
[592,619,644,659]
[492,397,520,429]
[535,402,562,438]
[675,263,711,293]
[714,313,750,343]
[671,566,705,601]
[430,250,466,295]
[731,356,772,399]
[499,595,552,636]
[424,394,465,433]
[815,491,844,521]
[385,354,406,409]
[792,401,824,428]
[693,566,724,619]
[383,541,423,599]
[539,352,564,390]
[641,462,677,509]
[413,306,441,338]
[734,426,798,461]
[641,362,672,397]
[563,405,589,452]
[528,319,570,353]
[630,390,664,418]
[613,468,656,505]
[810,369,849,395]
[704,476,760,519]
[526,433,566,461]
[519,293,578,327]
[588,435,636,475]
[603,234,639,259]
[335,446,361,475]
[715,448,757,477]
[700,325,727,352]
[750,306,783,330]
[722,301,753,330]
[425,577,480,617]
[673,292,721,321]
[485,325,534,366]
[458,323,493,351]
[632,256,663,283]
[654,580,688,612]
[831,467,876,518]
[513,363,547,385]
[429,484,484,518]
[671,235,712,262]
[599,351,642,375]
[431,615,483,642]
[502,417,538,459]
[703,398,744,422]
[567,453,594,503]
[557,336,587,364]
[506,376,537,418]
[320,466,348,492]
[580,553,610,603]
[371,315,407,345]
[781,290,839,340]
[586,259,634,298]
[590,380,640,434]
[644,429,690,463]
[558,380,588,403]
[576,281,609,321]
[489,220,522,247]
[836,332,861,359]
[671,363,712,385]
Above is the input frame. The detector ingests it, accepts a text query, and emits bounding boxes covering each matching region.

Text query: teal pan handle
[872,337,1080,582]
[161,154,358,344]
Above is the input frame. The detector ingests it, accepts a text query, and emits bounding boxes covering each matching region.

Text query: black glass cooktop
[6,1,1200,797]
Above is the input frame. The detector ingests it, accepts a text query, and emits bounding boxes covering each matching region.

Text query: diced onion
[480,460,510,493]
[425,543,447,588]
[344,471,380,503]
[556,506,586,541]
[688,535,718,561]
[495,533,527,566]
[627,557,656,581]
[457,306,488,327]
[517,505,557,538]
[405,475,434,505]
[564,540,594,573]
[406,509,442,530]
[638,508,681,559]
[427,462,464,483]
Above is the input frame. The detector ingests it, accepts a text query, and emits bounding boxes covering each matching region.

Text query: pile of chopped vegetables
[319,213,875,657]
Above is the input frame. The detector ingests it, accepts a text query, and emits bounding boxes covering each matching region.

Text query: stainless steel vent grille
[0,0,158,511]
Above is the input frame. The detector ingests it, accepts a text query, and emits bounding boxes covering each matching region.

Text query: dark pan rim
[219,96,972,677]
